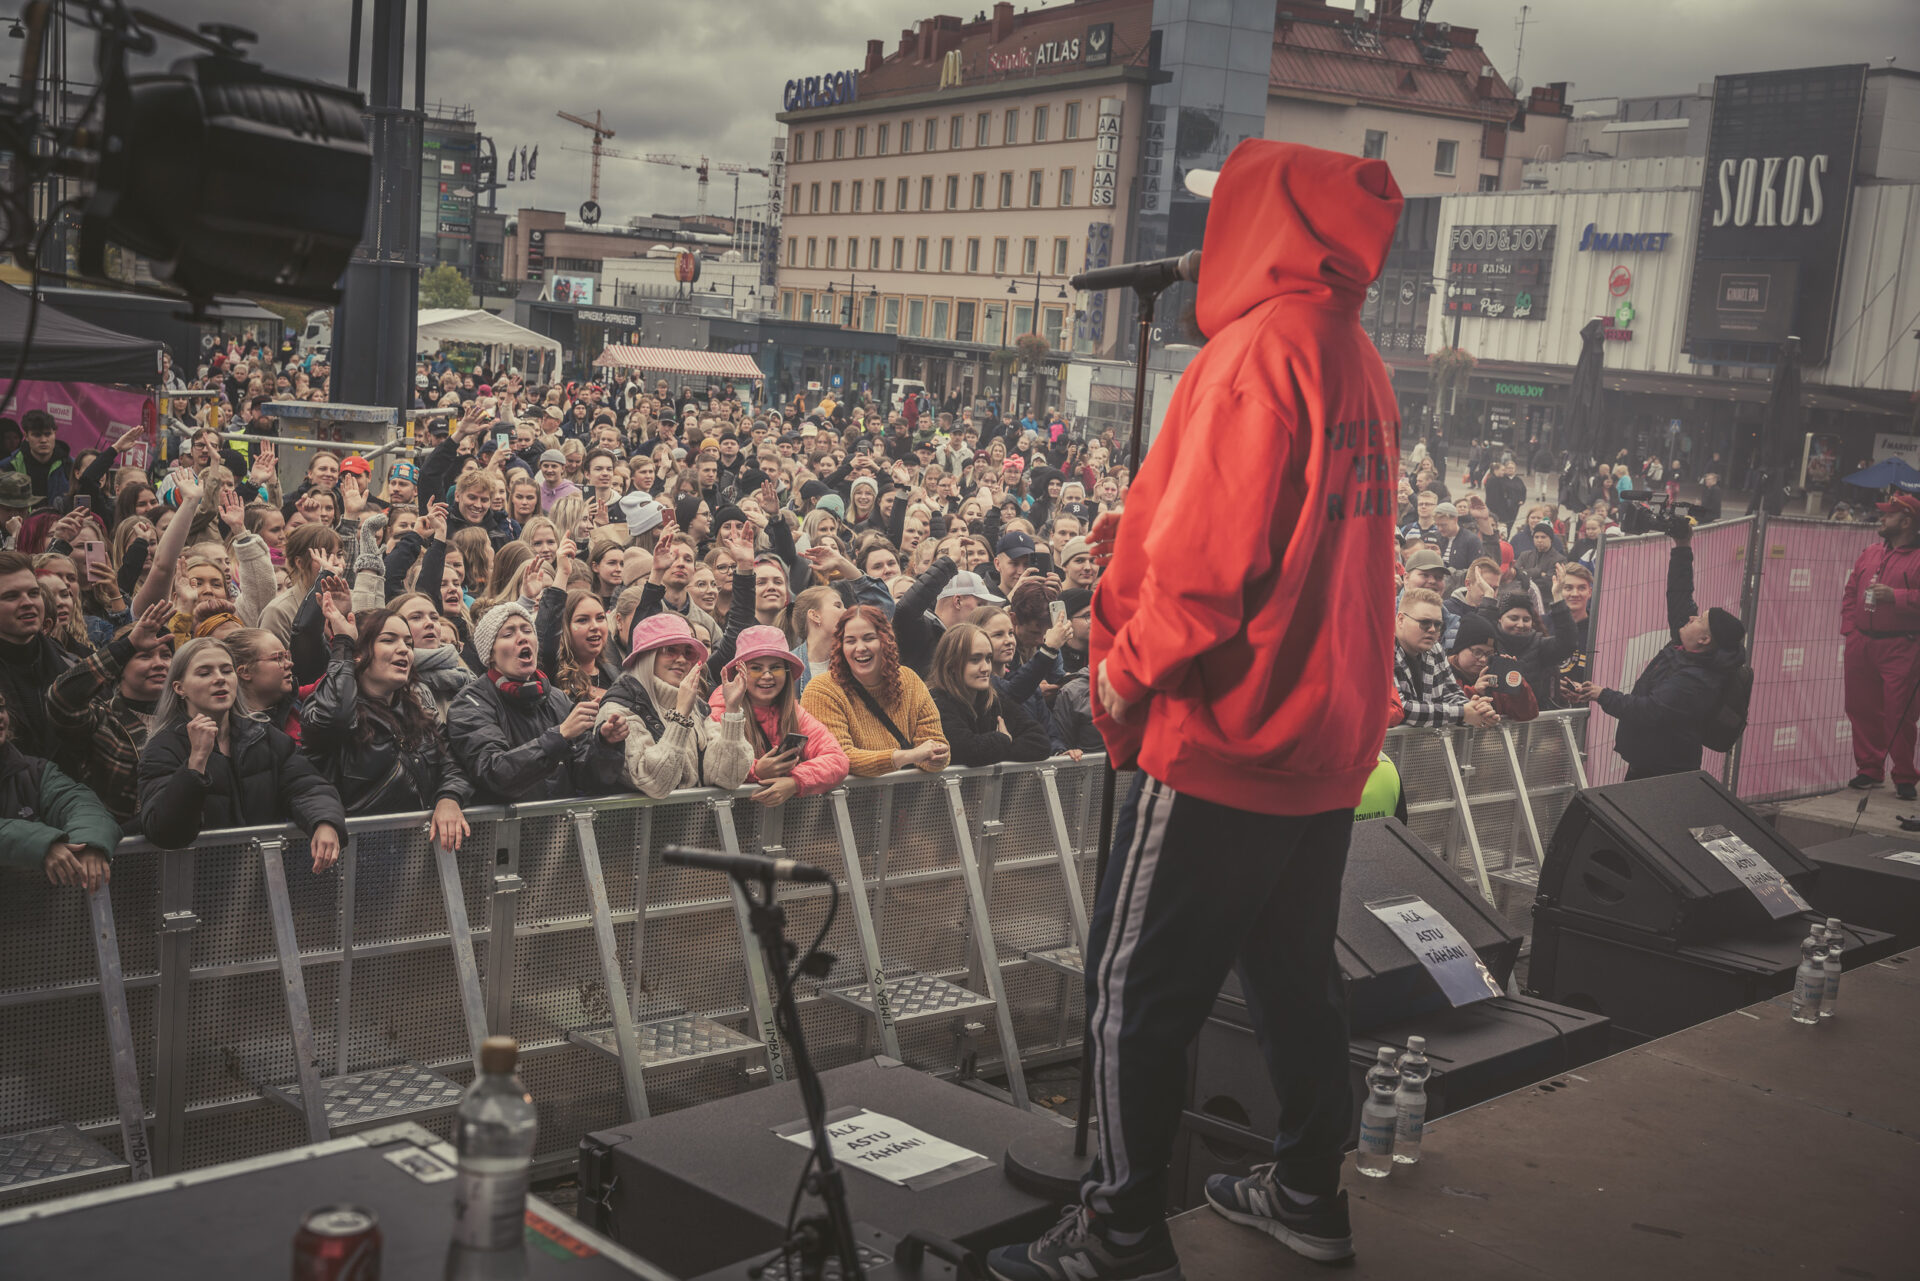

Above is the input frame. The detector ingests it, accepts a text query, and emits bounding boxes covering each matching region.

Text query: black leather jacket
[444,669,624,805]
[298,637,475,817]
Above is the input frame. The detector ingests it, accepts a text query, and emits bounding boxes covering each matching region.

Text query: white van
[890,378,926,411]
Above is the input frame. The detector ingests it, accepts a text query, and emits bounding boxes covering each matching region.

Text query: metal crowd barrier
[0,716,1585,1202]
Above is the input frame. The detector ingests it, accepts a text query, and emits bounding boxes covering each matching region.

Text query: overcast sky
[120,0,1920,233]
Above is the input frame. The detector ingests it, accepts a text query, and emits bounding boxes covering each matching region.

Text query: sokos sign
[783,71,859,111]
[1709,154,1831,229]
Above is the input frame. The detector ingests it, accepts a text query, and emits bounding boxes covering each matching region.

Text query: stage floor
[1169,947,1920,1280]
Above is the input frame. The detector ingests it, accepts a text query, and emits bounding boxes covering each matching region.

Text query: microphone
[662,844,831,884]
[1069,250,1200,294]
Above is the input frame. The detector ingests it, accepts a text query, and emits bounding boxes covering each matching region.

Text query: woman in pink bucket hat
[593,612,747,797]
[706,625,848,807]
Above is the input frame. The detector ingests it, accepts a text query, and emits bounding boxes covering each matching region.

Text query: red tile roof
[1271,4,1519,123]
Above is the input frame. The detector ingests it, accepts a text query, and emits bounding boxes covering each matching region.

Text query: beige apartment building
[775,0,1157,406]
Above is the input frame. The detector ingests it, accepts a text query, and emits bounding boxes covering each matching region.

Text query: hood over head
[1194,140,1402,338]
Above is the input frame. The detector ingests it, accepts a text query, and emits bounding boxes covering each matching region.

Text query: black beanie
[800,479,829,503]
[1708,606,1746,652]
[712,503,747,529]
[674,495,702,529]
[1449,611,1497,655]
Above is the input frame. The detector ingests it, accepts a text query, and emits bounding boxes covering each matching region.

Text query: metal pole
[347,0,363,92]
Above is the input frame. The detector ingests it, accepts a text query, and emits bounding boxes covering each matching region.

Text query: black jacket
[298,637,475,817]
[1482,599,1578,710]
[0,633,76,763]
[895,557,959,676]
[930,687,1051,767]
[1598,546,1740,775]
[137,714,347,849]
[444,672,622,805]
[1486,473,1527,527]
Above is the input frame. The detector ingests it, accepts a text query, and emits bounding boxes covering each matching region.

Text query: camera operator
[1564,523,1744,779]
[1841,492,1920,800]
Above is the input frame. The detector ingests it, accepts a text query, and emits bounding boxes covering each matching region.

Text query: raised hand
[674,671,704,717]
[553,538,577,586]
[421,500,448,542]
[340,473,368,518]
[522,554,552,598]
[172,468,204,506]
[129,599,174,650]
[218,484,246,531]
[250,442,277,484]
[720,669,748,713]
[185,713,219,770]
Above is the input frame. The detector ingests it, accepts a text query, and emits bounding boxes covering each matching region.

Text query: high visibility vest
[1355,754,1402,823]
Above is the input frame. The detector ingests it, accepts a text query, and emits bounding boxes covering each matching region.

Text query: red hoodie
[1090,141,1403,816]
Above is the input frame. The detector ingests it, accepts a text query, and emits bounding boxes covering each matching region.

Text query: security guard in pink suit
[1841,491,1920,800]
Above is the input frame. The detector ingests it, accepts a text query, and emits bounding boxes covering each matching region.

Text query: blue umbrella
[1841,458,1920,493]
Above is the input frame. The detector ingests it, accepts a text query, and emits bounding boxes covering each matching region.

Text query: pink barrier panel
[1584,519,1753,787]
[8,380,153,456]
[1735,517,1879,802]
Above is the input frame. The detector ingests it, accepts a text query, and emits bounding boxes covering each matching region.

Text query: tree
[420,264,471,310]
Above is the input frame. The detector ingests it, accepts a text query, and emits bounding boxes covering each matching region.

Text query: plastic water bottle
[1790,927,1825,1025]
[1393,1036,1431,1165]
[1356,1045,1400,1178]
[1820,918,1843,1020]
[453,1036,538,1250]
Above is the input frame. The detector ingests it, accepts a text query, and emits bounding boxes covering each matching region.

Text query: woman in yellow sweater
[800,605,950,776]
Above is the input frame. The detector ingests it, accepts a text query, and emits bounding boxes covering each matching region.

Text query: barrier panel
[1,718,1588,1200]
[1736,516,1881,802]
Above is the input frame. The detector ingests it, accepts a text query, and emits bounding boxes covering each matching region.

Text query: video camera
[1618,496,1705,538]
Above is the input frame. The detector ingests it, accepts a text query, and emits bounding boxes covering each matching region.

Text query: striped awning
[594,345,764,380]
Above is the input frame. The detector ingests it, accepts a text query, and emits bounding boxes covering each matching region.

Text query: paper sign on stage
[1690,825,1811,918]
[774,1108,992,1190]
[1365,894,1503,1007]
[1884,851,1920,867]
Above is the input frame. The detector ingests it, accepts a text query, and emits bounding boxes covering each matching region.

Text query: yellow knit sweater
[800,668,948,777]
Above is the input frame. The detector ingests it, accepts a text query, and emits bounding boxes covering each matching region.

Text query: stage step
[261,1063,466,1134]
[568,1015,765,1069]
[1025,945,1084,978]
[0,1124,128,1200]
[824,971,996,1022]
[1489,864,1541,889]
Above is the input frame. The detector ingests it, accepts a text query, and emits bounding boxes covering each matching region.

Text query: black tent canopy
[0,282,165,386]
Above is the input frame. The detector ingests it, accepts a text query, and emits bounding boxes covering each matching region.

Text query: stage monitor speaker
[1537,771,1820,947]
[1801,834,1920,952]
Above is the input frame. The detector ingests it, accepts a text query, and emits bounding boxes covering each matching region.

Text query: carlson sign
[1684,64,1867,363]
[782,70,859,111]
[1578,224,1672,252]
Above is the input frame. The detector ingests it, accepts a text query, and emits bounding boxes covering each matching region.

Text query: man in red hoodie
[990,142,1402,1280]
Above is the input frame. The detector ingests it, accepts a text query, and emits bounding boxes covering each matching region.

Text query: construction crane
[564,145,767,217]
[556,108,615,203]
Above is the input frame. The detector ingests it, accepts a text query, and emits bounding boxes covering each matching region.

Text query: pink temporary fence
[1584,518,1752,787]
[1735,517,1880,802]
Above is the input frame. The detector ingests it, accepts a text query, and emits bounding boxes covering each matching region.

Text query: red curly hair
[828,605,902,704]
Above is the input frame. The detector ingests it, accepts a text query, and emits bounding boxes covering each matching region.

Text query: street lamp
[825,274,879,328]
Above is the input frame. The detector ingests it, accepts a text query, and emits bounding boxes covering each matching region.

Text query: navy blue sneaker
[986,1205,1182,1281]
[1205,1163,1354,1264]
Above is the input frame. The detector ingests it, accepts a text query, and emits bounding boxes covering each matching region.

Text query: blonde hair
[455,467,504,498]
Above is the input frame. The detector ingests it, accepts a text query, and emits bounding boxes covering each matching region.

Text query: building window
[781,290,794,319]
[914,175,929,209]
[861,294,878,330]
[848,237,860,269]
[955,300,976,342]
[826,238,837,268]
[1005,110,1021,144]
[977,112,991,146]
[983,302,1005,346]
[791,133,804,163]
[800,291,814,320]
[1435,139,1457,176]
[789,183,800,212]
[874,180,886,212]
[869,236,881,266]
[812,130,824,159]
[925,117,938,150]
[891,237,905,270]
[1364,129,1386,160]
[992,237,1008,274]
[1052,237,1069,274]
[907,299,925,337]
[999,172,1014,207]
[786,238,797,266]
[877,123,890,155]
[946,175,960,209]
[1028,170,1044,207]
[806,237,817,267]
[883,297,900,333]
[940,237,953,271]
[971,174,986,209]
[897,177,909,210]
[855,125,867,157]
[1022,237,1037,273]
[1033,105,1049,142]
[915,237,928,271]
[901,119,914,153]
[1064,101,1081,139]
[1043,307,1066,349]
[1058,168,1075,206]
[809,182,820,213]
[833,128,845,159]
[1013,304,1033,336]
[931,300,950,339]
[851,181,863,213]
[829,181,841,213]
[950,115,964,148]
[965,237,980,272]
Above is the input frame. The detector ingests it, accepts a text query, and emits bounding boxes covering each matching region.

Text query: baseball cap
[1060,587,1094,617]
[340,455,372,476]
[996,530,1037,558]
[1404,548,1445,574]
[938,570,991,602]
[1875,492,1920,520]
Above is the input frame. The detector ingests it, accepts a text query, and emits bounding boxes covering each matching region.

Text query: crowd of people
[0,341,1119,888]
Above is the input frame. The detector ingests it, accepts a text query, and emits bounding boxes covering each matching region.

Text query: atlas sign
[988,36,1081,72]
[1709,153,1830,228]
[783,71,859,111]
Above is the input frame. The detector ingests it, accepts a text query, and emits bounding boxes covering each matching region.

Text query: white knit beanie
[473,601,535,671]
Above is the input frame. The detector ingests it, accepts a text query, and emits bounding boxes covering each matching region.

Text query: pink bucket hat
[724,624,804,679]
[626,612,709,669]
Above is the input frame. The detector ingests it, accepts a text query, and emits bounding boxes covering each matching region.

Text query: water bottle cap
[1377,1045,1398,1064]
[1406,1036,1426,1052]
[480,1035,519,1074]
[1825,918,1842,931]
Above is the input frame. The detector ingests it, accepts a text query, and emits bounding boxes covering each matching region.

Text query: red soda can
[293,1203,382,1280]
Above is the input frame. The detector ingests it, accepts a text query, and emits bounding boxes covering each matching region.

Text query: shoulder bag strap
[845,678,915,751]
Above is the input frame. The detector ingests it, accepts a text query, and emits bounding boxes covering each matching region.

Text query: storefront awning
[417,309,560,354]
[595,345,765,380]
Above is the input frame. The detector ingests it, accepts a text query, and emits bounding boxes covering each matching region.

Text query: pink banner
[1735,517,1880,801]
[1584,518,1753,786]
[9,380,155,463]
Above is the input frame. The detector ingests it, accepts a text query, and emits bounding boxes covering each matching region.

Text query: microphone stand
[738,870,863,1281]
[1005,276,1171,1201]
